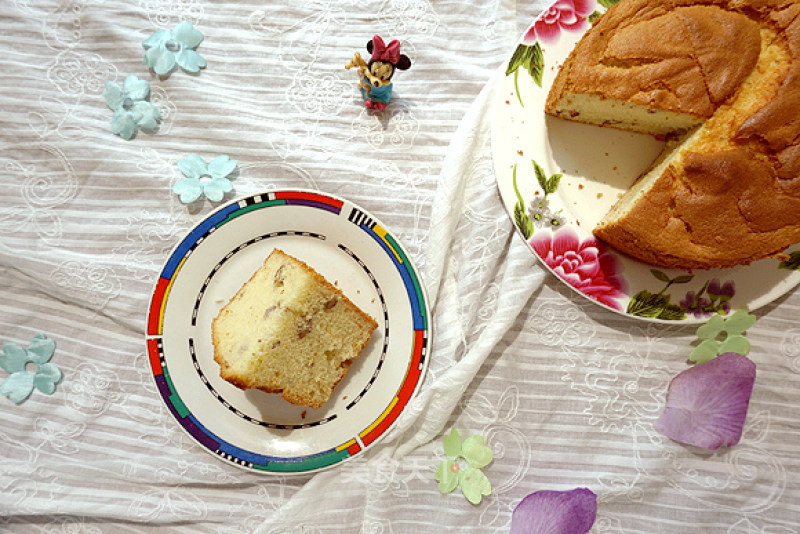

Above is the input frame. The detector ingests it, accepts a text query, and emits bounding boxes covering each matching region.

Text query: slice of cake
[544,0,800,269]
[212,249,378,409]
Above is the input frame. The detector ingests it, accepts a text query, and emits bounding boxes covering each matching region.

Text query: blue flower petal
[104,81,124,110]
[177,154,208,178]
[173,177,204,204]
[111,109,137,140]
[142,29,171,49]
[208,155,236,179]
[123,74,150,101]
[0,372,35,404]
[172,21,204,49]
[132,101,160,131]
[27,334,55,364]
[175,49,206,73]
[203,177,232,202]
[0,342,26,373]
[153,49,177,75]
[34,363,61,394]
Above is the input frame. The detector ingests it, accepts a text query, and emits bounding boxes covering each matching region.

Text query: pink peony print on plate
[523,0,596,45]
[531,228,626,310]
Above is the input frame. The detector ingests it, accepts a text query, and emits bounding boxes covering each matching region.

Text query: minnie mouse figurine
[345,35,411,112]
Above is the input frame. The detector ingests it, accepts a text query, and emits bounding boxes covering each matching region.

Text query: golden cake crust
[546,0,800,269]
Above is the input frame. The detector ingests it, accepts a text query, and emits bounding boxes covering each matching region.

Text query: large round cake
[545,0,800,269]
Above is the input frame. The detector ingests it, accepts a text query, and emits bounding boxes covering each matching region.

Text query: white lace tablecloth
[3,1,800,532]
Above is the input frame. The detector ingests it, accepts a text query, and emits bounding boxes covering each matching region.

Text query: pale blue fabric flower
[173,154,237,203]
[104,74,160,140]
[143,21,206,75]
[0,333,62,404]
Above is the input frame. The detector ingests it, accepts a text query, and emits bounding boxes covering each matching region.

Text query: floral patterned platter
[145,190,430,474]
[491,0,800,323]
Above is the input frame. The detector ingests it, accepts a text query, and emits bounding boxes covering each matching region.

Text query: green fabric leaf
[103,81,123,110]
[442,428,461,458]
[33,363,61,394]
[27,334,55,364]
[434,460,460,494]
[462,435,493,469]
[718,334,751,356]
[0,372,35,404]
[142,29,170,49]
[178,154,208,178]
[0,342,26,373]
[689,339,719,364]
[176,49,206,73]
[110,109,137,140]
[132,101,160,130]
[172,21,204,49]
[460,467,492,505]
[122,74,150,101]
[208,155,237,179]
[696,314,724,340]
[203,178,232,202]
[722,309,756,335]
[173,177,203,204]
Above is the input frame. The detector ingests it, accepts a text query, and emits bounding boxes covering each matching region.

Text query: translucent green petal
[172,21,204,49]
[442,428,461,458]
[143,45,163,68]
[463,435,493,469]
[176,49,206,73]
[132,101,160,130]
[696,314,724,340]
[177,154,207,178]
[153,49,177,75]
[719,335,751,356]
[27,334,55,364]
[460,467,491,505]
[110,109,137,140]
[723,309,757,335]
[208,155,236,179]
[434,460,460,494]
[142,29,170,49]
[34,363,61,394]
[103,81,123,110]
[0,372,35,404]
[123,74,150,101]
[689,339,719,364]
[0,342,26,373]
[203,178,232,202]
[173,177,203,204]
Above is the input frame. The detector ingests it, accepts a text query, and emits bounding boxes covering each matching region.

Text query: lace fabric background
[2,0,800,532]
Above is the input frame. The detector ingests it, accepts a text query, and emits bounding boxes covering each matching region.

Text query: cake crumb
[343,395,348,400]
[597,193,603,198]
[517,150,523,156]
[578,184,584,189]
[301,410,307,419]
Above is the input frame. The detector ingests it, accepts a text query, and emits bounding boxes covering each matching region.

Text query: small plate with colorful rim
[491,0,800,323]
[145,190,430,474]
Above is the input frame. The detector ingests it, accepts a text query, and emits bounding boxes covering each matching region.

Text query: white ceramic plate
[145,190,430,473]
[491,1,800,323]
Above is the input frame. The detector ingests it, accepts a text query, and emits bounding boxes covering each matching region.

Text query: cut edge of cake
[212,249,379,409]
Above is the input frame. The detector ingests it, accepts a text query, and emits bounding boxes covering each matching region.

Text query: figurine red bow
[370,35,401,64]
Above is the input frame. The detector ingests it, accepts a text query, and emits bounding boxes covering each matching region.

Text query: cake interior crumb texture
[212,249,378,409]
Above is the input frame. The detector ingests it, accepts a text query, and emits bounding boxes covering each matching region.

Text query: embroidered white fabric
[2,1,800,532]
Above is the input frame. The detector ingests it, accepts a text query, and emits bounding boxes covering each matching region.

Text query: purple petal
[655,353,755,450]
[511,488,597,534]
